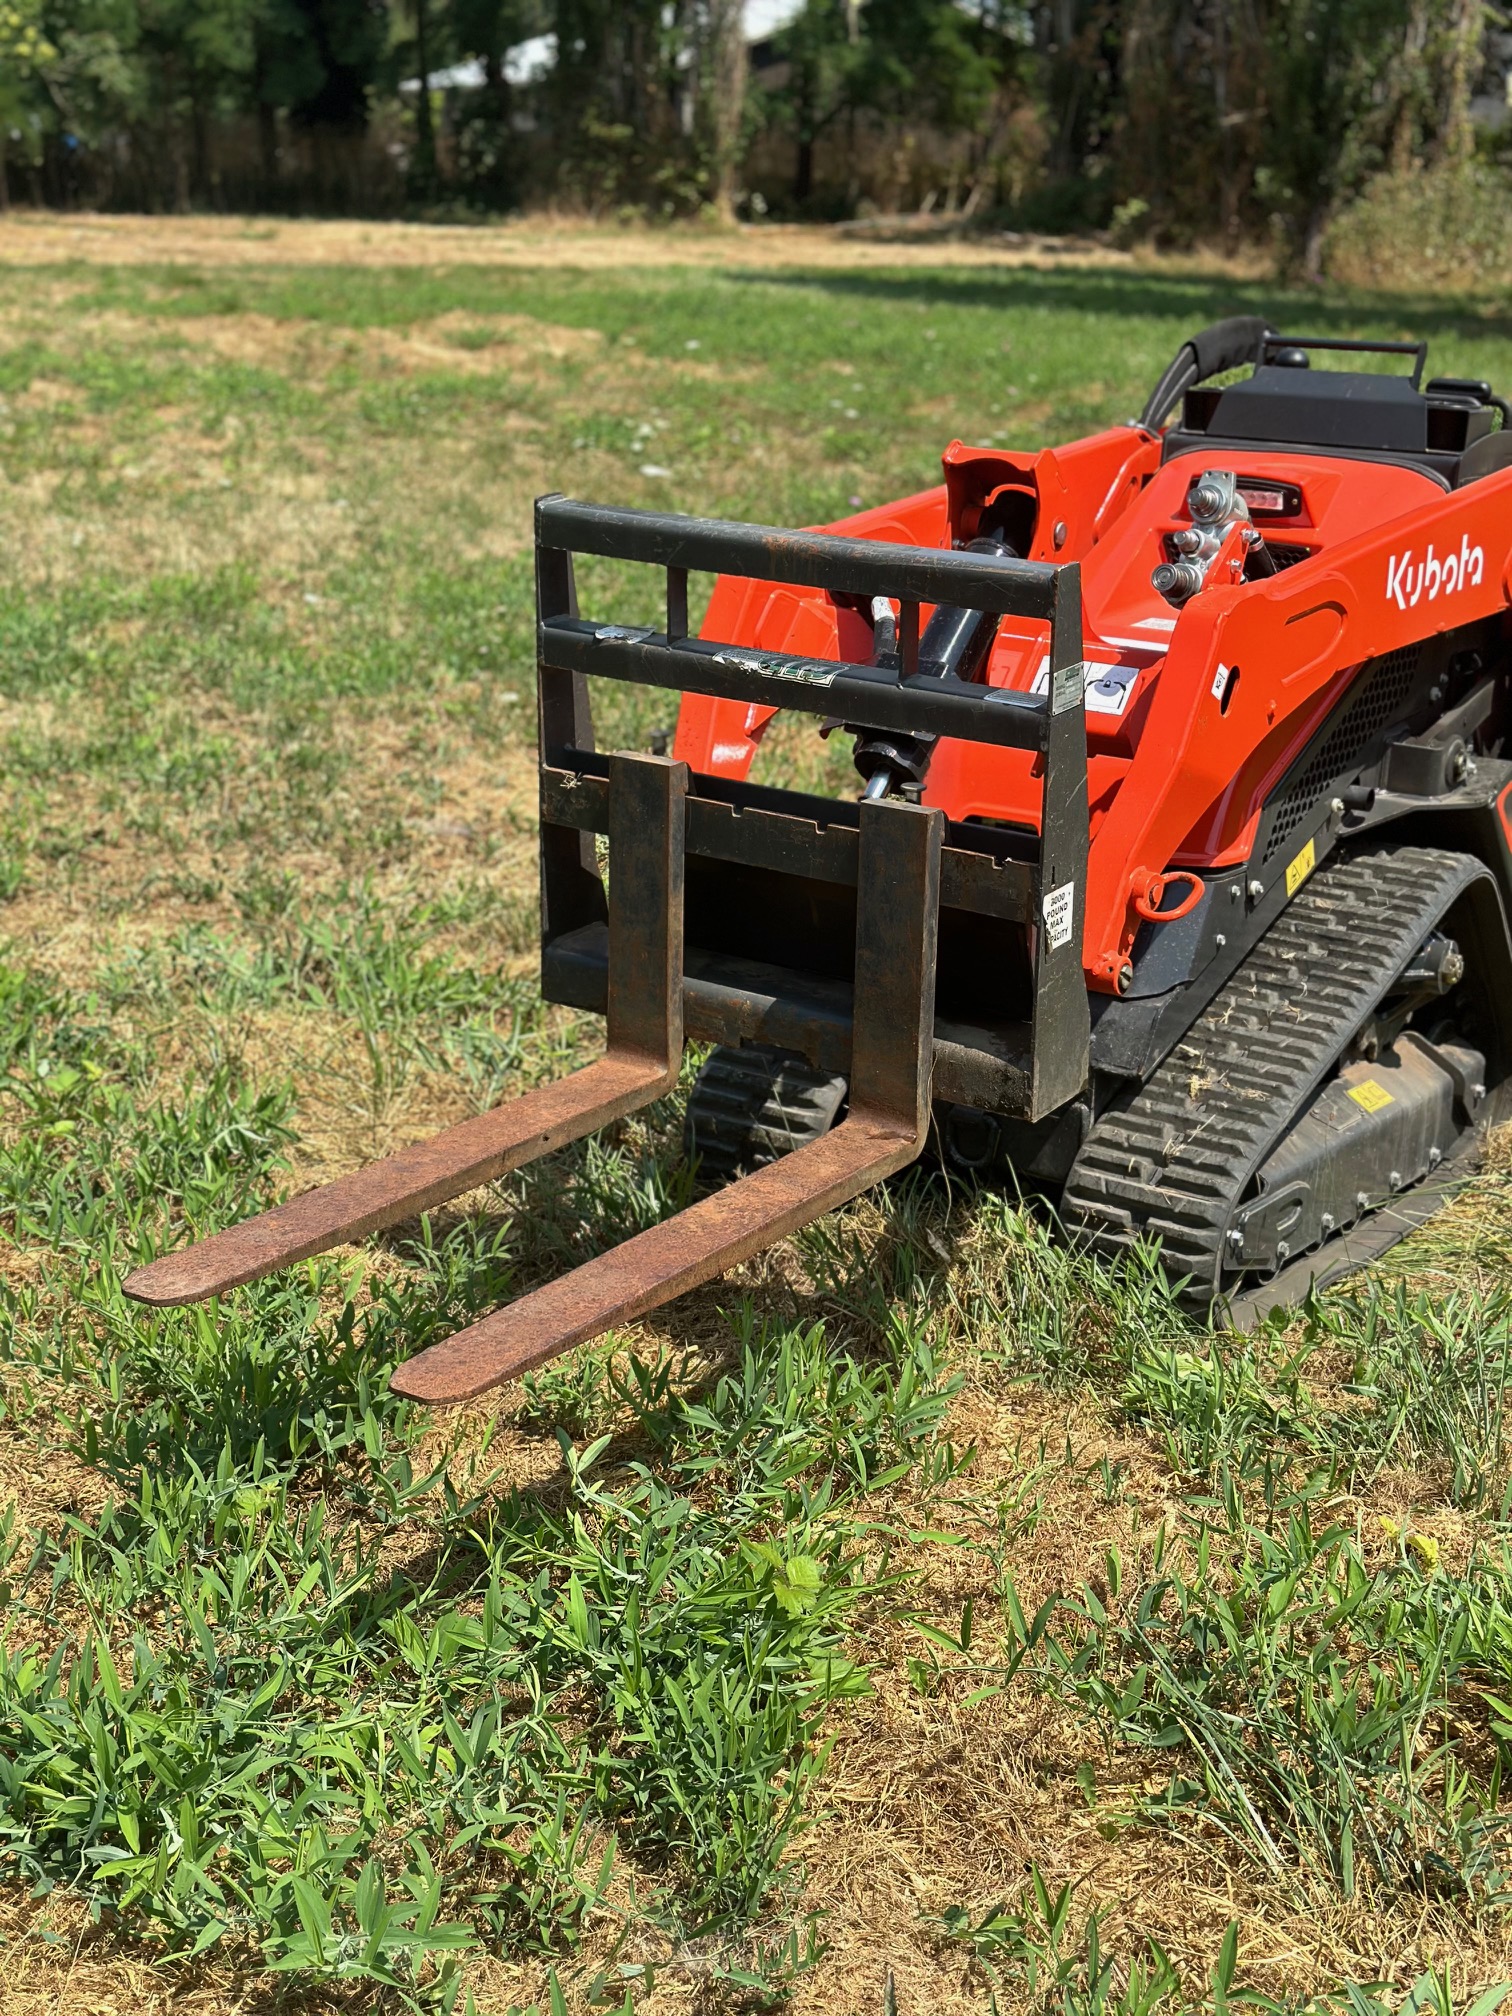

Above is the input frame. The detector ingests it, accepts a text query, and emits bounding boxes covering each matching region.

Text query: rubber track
[685,1045,848,1185]
[1061,846,1483,1301]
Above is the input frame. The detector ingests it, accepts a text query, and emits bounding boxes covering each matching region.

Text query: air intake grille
[1262,644,1421,863]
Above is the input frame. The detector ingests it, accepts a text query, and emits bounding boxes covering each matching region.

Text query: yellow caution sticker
[1285,837,1316,898]
[1348,1079,1394,1114]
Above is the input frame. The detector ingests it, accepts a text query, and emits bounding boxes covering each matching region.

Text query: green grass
[3,226,1512,2013]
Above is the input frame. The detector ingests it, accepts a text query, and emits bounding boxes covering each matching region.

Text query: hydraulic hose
[853,536,1015,798]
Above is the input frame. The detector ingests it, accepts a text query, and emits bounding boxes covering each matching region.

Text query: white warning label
[1043,881,1075,950]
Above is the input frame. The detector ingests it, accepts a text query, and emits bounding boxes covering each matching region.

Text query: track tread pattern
[685,1044,848,1185]
[1062,846,1481,1299]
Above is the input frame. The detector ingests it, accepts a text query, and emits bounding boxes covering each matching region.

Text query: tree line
[0,0,1501,267]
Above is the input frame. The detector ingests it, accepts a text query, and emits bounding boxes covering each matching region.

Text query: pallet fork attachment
[391,796,941,1401]
[125,497,1089,1401]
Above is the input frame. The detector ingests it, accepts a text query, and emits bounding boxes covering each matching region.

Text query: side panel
[1080,466,1512,989]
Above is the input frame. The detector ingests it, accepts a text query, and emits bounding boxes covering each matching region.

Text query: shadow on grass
[729,259,1512,345]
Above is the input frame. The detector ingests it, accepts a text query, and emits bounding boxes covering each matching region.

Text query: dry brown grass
[0,211,1178,276]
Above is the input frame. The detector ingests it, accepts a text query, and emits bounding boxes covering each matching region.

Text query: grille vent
[1261,643,1422,863]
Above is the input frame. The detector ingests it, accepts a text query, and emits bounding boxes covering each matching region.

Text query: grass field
[5,215,1512,2016]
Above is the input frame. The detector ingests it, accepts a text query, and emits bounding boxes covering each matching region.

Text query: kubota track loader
[126,317,1512,1402]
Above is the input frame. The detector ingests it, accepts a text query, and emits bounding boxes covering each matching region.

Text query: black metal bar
[540,619,1049,752]
[850,797,943,1130]
[1261,334,1428,386]
[899,601,920,677]
[535,500,607,947]
[537,494,1061,620]
[539,764,1035,922]
[535,528,577,625]
[667,567,688,643]
[1028,567,1092,1119]
[541,923,1036,1114]
[544,751,1037,862]
[606,754,687,1066]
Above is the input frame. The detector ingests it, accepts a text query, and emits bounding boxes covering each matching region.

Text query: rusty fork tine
[389,1108,921,1401]
[123,755,688,1309]
[122,1054,673,1307]
[390,796,944,1404]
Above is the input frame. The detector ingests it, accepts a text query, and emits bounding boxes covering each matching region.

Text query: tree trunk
[707,0,747,220]
[413,0,437,191]
[0,148,8,213]
[1391,0,1432,171]
[1442,0,1484,165]
[254,26,278,201]
[483,46,512,124]
[192,95,210,205]
[258,101,278,195]
[796,132,814,204]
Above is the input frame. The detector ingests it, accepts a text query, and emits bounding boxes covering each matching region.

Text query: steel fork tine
[123,755,687,1307]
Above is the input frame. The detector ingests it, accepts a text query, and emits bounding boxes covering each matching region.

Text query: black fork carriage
[125,497,1092,1402]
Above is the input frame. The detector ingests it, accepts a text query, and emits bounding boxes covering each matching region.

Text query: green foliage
[998,1509,1512,1905]
[1,1209,924,1993]
[1325,161,1512,292]
[8,0,1498,249]
[943,1874,1512,2016]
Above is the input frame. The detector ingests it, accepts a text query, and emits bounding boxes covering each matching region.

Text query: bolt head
[1389,1169,1403,1190]
[1192,482,1225,519]
[1053,520,1068,549]
[1247,878,1265,901]
[1117,961,1135,994]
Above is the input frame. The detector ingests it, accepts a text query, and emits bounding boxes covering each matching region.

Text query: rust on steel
[123,754,689,1308]
[390,796,944,1403]
[389,1112,922,1400]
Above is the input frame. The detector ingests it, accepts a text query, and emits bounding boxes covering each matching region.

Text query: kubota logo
[1387,535,1484,612]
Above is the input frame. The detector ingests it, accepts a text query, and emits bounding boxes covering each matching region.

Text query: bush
[1324,161,1512,291]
